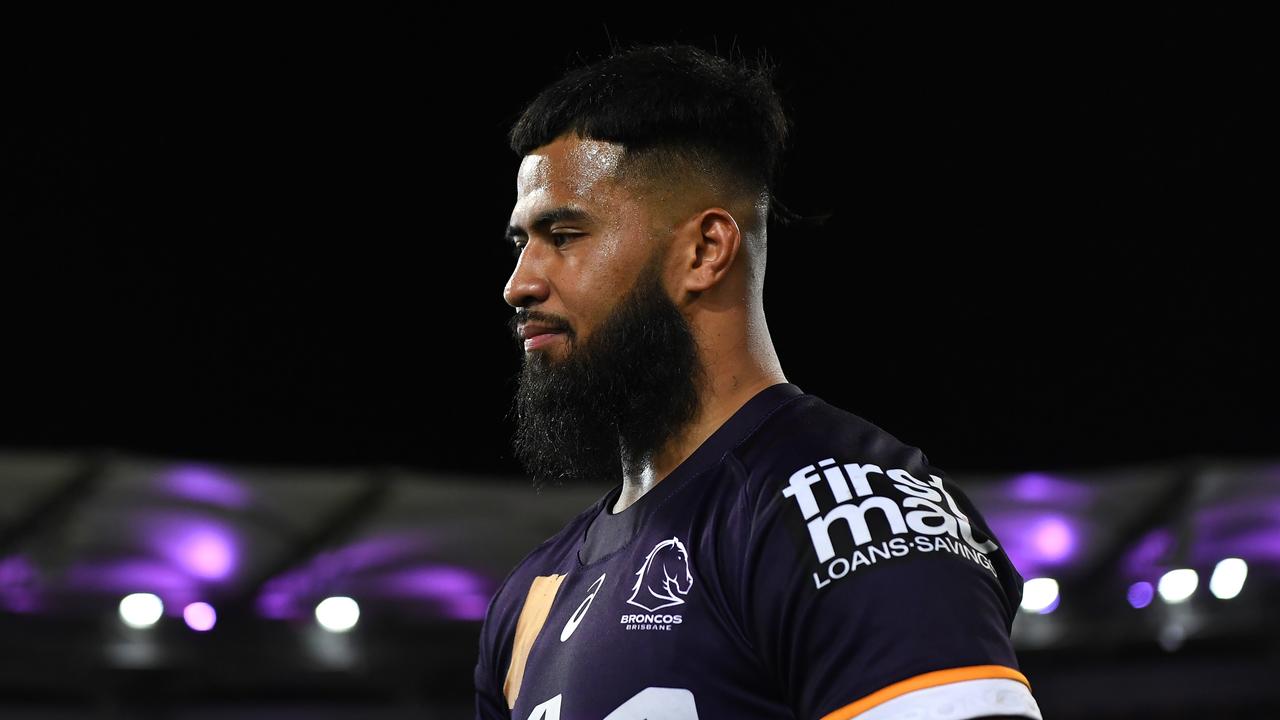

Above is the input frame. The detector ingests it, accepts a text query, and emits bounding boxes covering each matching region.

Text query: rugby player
[475,42,1041,720]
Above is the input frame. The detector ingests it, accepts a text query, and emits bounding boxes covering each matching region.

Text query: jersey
[474,382,1042,720]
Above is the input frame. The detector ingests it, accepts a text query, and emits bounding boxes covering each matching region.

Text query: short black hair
[507,42,794,229]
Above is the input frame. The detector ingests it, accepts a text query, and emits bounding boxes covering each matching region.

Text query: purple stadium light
[256,563,327,620]
[143,515,239,582]
[368,564,494,619]
[183,601,217,631]
[988,511,1080,577]
[0,587,39,613]
[254,527,492,621]
[65,558,201,610]
[0,555,35,589]
[160,464,251,510]
[1122,527,1174,577]
[443,592,492,621]
[320,530,434,575]
[1194,498,1280,566]
[1030,516,1076,564]
[177,531,235,580]
[0,555,39,613]
[1128,581,1155,609]
[372,565,482,596]
[1007,472,1093,507]
[1196,529,1280,566]
[253,531,437,619]
[256,589,302,620]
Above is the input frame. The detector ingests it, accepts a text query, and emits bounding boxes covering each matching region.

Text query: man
[476,42,1041,720]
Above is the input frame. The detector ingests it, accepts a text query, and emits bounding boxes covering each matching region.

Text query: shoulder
[733,392,933,501]
[728,390,1020,615]
[717,393,1034,719]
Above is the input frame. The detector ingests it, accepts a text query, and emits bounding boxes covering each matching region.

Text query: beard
[507,253,706,492]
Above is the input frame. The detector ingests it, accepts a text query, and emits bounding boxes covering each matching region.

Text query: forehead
[514,134,626,210]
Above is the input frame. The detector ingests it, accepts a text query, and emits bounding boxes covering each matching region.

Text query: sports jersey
[474,382,1042,719]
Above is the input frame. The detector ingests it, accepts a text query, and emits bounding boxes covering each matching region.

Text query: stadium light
[183,601,217,631]
[1209,558,1247,600]
[1020,577,1059,614]
[1127,581,1154,609]
[315,596,360,632]
[1157,568,1198,604]
[119,592,164,628]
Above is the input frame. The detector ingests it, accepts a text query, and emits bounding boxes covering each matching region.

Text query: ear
[678,207,741,295]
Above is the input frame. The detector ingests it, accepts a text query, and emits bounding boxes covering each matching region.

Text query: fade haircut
[507,42,794,273]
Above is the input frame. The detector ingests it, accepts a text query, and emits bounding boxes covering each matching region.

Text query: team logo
[626,536,694,612]
[560,572,606,642]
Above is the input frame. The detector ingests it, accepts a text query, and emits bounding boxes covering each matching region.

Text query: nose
[503,243,551,309]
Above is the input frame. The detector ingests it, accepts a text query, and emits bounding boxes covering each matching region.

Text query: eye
[510,234,575,259]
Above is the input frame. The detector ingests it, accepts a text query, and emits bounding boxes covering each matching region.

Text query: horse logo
[626,536,694,612]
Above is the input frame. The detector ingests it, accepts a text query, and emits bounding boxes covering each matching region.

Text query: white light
[1209,558,1247,600]
[1020,577,1059,614]
[315,596,360,633]
[1158,568,1198,603]
[119,592,164,628]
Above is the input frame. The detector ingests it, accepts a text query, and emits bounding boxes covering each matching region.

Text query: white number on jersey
[526,687,698,720]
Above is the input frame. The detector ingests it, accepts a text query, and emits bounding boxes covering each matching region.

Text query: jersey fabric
[474,382,1042,720]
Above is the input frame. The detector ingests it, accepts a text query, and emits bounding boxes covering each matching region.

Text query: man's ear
[680,208,741,294]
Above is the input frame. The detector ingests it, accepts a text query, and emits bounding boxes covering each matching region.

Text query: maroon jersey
[475,382,1041,719]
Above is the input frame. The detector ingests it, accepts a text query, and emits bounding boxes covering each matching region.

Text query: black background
[3,7,1273,476]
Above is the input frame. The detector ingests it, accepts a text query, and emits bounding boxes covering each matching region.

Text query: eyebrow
[504,206,598,244]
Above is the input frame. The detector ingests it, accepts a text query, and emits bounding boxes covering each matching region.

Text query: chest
[506,530,763,719]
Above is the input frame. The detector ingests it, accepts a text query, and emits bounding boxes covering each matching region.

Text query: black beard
[507,255,706,492]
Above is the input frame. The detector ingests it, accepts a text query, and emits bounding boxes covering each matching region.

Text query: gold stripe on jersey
[821,664,1032,720]
[503,573,567,709]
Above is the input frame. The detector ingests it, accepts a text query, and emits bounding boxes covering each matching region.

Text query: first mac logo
[782,457,1001,588]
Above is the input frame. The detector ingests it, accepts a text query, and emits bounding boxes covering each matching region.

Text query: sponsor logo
[781,458,1000,588]
[620,536,693,631]
[560,572,606,642]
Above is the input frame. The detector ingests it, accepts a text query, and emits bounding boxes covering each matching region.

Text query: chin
[541,338,572,360]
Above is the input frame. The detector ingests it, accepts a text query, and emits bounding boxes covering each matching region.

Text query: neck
[611,344,787,514]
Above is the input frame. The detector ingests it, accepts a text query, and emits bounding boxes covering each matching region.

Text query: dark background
[1,9,1275,718]
[3,7,1272,477]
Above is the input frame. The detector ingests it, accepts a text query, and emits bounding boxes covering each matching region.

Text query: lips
[518,323,565,340]
[523,332,563,351]
[516,322,568,352]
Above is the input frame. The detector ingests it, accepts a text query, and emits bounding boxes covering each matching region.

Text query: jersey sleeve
[736,447,1042,720]
[474,579,513,719]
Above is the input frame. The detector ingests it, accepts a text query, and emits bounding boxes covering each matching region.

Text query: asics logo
[560,572,606,642]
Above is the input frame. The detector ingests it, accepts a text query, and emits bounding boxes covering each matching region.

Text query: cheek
[560,230,645,335]
[566,259,625,320]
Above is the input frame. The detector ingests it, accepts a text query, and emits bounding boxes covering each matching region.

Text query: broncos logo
[626,536,694,611]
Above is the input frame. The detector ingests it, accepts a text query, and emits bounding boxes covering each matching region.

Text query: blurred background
[1,7,1275,719]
